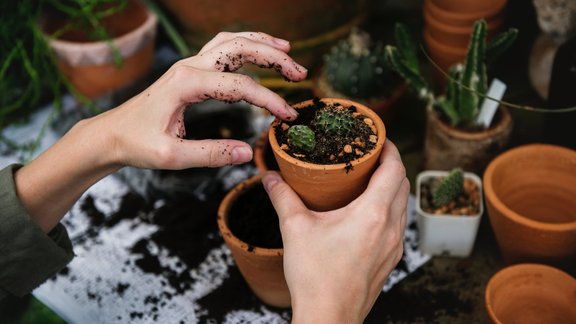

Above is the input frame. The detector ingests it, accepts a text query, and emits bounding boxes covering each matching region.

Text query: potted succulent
[268,97,386,211]
[217,174,290,308]
[416,168,483,257]
[385,20,518,173]
[313,28,407,121]
[40,0,158,99]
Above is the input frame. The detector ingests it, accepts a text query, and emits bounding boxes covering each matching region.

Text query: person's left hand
[82,31,308,171]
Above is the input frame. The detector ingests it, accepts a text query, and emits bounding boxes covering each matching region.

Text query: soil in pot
[227,183,282,250]
[419,176,481,216]
[273,98,377,168]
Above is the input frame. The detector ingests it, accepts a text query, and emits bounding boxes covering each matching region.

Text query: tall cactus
[384,20,518,127]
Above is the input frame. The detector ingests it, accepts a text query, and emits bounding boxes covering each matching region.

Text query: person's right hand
[263,140,409,324]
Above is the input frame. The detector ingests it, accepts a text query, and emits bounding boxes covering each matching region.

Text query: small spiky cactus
[287,125,316,152]
[312,106,355,136]
[323,28,393,99]
[432,168,464,207]
[384,20,518,127]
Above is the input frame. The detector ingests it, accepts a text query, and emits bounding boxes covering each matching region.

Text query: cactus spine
[312,106,355,136]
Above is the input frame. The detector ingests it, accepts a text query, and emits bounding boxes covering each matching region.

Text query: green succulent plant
[384,20,518,128]
[312,106,355,136]
[323,28,396,99]
[287,125,316,153]
[432,168,464,207]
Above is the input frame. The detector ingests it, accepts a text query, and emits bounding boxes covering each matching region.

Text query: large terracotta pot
[483,144,576,271]
[269,98,386,212]
[485,263,576,324]
[217,175,290,308]
[424,0,505,28]
[42,0,157,99]
[160,0,366,71]
[423,105,513,174]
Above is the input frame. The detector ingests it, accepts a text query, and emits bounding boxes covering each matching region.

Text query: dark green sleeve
[0,164,74,299]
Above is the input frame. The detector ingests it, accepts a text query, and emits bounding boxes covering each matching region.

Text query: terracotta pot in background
[160,0,367,72]
[217,175,290,308]
[423,105,513,174]
[424,0,505,28]
[429,0,507,15]
[253,127,279,174]
[483,144,576,271]
[485,263,576,324]
[269,98,386,212]
[42,0,157,99]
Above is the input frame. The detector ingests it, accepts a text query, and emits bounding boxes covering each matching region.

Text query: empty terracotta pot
[253,127,279,174]
[430,0,507,15]
[217,175,290,308]
[483,144,576,270]
[485,263,576,324]
[269,98,386,211]
[425,0,505,28]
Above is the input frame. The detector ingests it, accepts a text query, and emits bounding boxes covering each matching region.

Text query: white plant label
[476,78,507,128]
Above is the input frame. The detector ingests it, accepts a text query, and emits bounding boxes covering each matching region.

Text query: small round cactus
[312,107,355,136]
[287,125,316,152]
[323,28,393,99]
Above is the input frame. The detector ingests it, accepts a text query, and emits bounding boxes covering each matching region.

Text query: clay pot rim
[484,263,576,324]
[217,174,284,256]
[483,143,576,231]
[427,105,513,140]
[430,0,508,16]
[268,98,386,171]
[425,0,506,24]
[253,127,271,174]
[44,2,157,51]
[424,9,504,36]
[415,170,484,219]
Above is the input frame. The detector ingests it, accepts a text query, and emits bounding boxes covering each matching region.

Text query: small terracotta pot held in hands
[217,175,290,308]
[483,144,576,270]
[485,263,576,324]
[269,98,386,212]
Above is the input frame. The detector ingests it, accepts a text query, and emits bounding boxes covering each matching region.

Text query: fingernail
[295,63,308,74]
[273,37,290,47]
[262,171,281,192]
[231,146,252,164]
[285,104,299,120]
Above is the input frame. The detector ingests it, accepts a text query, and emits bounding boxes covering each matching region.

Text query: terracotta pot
[269,98,386,211]
[423,105,513,174]
[424,8,504,48]
[424,0,505,28]
[416,170,484,257]
[485,263,576,324]
[160,0,367,71]
[312,70,408,123]
[217,175,290,308]
[483,144,576,271]
[253,127,279,174]
[430,0,507,14]
[42,0,157,99]
[423,29,467,83]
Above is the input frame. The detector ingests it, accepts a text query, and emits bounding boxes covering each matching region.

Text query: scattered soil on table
[419,177,481,215]
[274,98,377,166]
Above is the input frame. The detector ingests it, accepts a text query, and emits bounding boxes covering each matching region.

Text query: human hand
[262,140,409,324]
[85,31,307,170]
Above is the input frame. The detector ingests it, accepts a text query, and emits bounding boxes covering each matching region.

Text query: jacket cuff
[0,164,74,296]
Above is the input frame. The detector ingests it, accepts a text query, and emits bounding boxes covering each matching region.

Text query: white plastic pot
[415,170,484,257]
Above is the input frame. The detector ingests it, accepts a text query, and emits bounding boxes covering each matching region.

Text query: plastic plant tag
[476,78,507,128]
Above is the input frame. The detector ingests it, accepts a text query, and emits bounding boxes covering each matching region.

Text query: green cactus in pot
[322,28,399,99]
[384,20,518,128]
